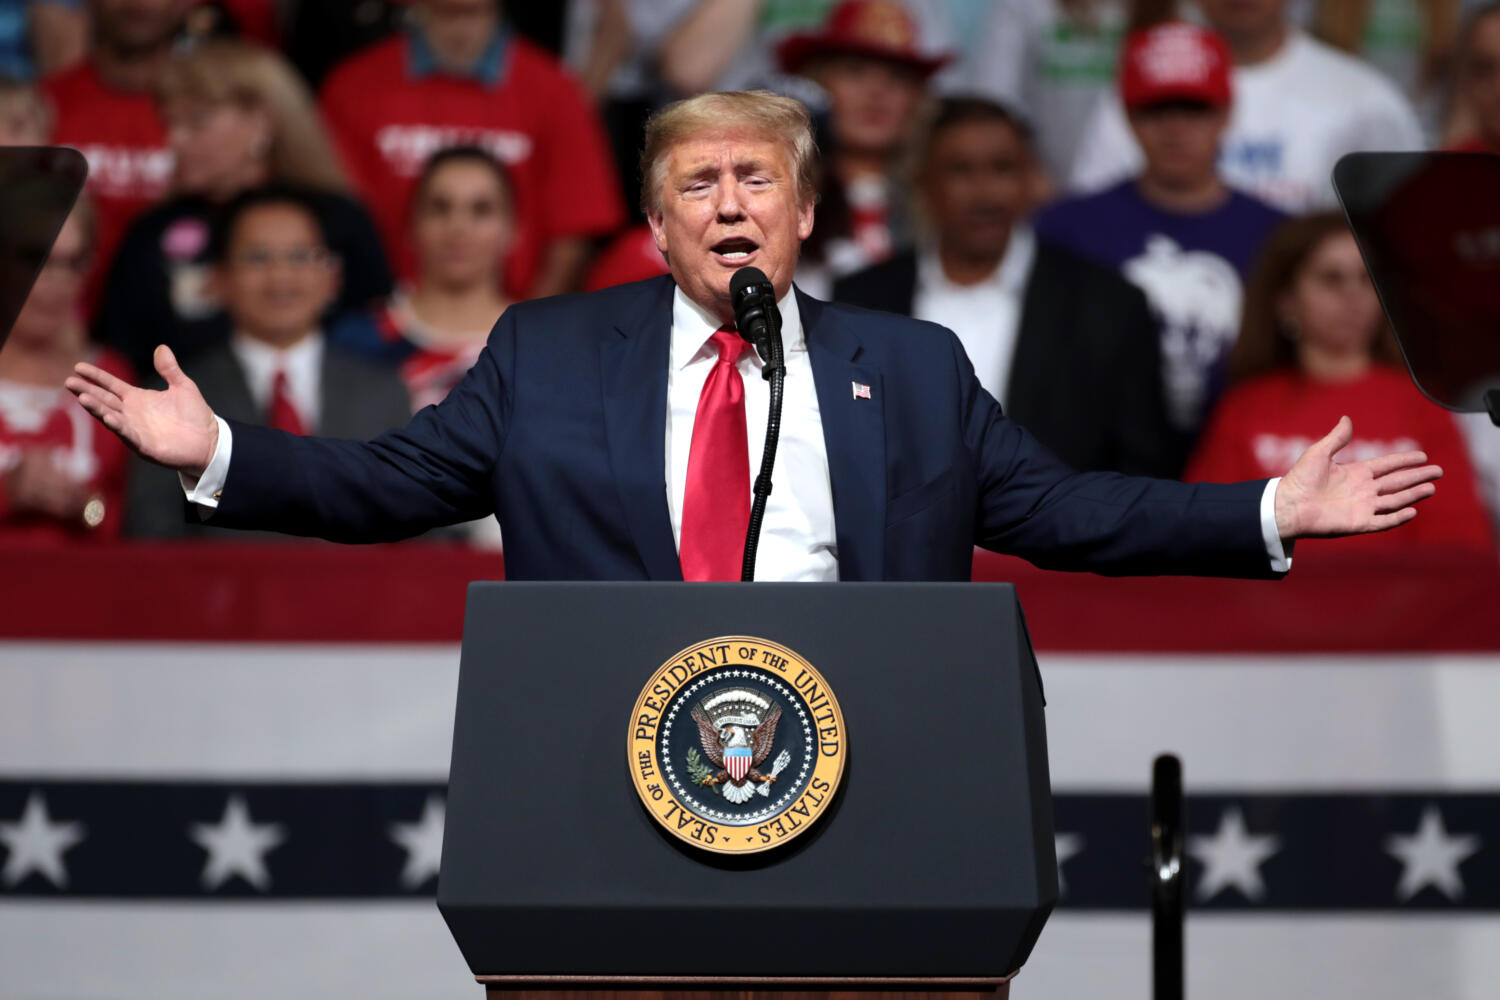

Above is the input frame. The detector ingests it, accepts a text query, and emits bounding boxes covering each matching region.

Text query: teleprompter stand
[439,583,1056,998]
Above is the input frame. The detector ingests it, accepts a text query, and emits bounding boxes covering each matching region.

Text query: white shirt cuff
[1260,477,1293,573]
[179,416,233,511]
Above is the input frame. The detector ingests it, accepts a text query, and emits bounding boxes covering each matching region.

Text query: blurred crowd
[2,0,1499,558]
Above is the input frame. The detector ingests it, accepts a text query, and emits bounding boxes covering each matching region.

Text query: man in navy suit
[67,91,1442,581]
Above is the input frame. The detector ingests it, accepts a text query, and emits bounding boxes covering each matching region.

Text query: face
[919,119,1030,260]
[647,133,814,317]
[413,160,514,291]
[10,210,91,347]
[815,54,926,159]
[216,203,338,347]
[0,94,48,146]
[1197,0,1288,43]
[164,100,270,197]
[1463,14,1500,142]
[91,0,186,54]
[1281,233,1384,359]
[1129,103,1228,186]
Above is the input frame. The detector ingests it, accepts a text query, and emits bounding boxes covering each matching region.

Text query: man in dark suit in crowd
[836,97,1181,477]
[69,91,1440,581]
[125,188,410,538]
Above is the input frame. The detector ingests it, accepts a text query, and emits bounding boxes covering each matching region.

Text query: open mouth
[711,236,760,263]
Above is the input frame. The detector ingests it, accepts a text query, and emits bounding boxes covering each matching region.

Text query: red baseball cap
[777,0,952,78]
[1119,21,1233,111]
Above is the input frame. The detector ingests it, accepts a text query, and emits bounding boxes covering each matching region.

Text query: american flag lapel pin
[852,381,872,400]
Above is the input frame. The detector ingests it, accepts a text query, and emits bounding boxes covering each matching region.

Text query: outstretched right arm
[67,325,513,543]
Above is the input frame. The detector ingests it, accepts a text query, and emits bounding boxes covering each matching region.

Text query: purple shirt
[1035,180,1285,433]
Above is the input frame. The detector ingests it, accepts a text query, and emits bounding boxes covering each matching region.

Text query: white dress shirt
[229,331,324,431]
[665,287,838,581]
[912,226,1035,408]
[184,287,1289,573]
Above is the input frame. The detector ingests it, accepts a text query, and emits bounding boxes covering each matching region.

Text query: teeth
[721,251,749,259]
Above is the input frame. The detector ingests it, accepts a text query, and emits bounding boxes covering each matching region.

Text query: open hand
[1274,416,1443,540]
[65,345,218,478]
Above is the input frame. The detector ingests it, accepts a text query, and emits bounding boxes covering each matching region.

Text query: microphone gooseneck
[728,267,785,583]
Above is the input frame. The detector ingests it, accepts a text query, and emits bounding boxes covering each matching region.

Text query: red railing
[2,542,1495,651]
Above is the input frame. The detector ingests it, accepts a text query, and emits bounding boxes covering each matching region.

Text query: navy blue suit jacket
[210,276,1278,581]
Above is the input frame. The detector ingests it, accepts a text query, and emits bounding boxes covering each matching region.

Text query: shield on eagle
[725,745,752,783]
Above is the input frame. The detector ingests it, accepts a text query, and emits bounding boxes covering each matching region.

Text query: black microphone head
[729,266,777,350]
[729,266,771,302]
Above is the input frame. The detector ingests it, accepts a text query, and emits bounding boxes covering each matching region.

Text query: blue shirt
[0,0,81,79]
[406,21,511,88]
[1035,180,1286,434]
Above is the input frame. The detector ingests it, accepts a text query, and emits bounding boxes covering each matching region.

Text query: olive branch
[685,747,719,794]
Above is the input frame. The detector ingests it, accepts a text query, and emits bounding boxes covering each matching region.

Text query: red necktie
[680,326,750,582]
[267,369,305,436]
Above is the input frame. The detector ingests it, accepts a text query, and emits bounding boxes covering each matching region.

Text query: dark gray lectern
[438,582,1055,999]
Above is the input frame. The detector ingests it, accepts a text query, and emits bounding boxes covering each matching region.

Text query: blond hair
[158,40,349,193]
[638,90,819,216]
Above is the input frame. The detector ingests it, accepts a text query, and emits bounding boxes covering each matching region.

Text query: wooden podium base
[479,974,1013,999]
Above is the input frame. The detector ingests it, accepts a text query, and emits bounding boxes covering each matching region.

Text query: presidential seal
[628,636,846,855]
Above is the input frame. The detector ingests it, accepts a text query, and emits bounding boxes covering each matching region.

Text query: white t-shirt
[1068,30,1425,212]
[966,0,1130,180]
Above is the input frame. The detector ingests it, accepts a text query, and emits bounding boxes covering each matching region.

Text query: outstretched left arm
[1273,416,1443,541]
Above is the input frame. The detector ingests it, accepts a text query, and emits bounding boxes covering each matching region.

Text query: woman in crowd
[97,39,391,374]
[1186,212,1495,554]
[776,1,948,297]
[329,146,514,414]
[1445,2,1500,151]
[328,146,513,549]
[0,200,131,541]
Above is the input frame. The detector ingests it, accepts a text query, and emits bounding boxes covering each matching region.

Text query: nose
[715,179,746,222]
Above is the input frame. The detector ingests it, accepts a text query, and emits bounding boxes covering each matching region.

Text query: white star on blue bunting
[0,792,86,889]
[390,795,445,889]
[1385,804,1481,902]
[190,795,285,892]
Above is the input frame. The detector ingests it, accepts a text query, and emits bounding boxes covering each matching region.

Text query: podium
[438,582,1055,998]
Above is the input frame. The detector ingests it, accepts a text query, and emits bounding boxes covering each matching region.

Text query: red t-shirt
[42,62,173,306]
[583,224,670,292]
[1443,137,1497,153]
[1185,365,1496,555]
[0,348,133,542]
[320,34,625,298]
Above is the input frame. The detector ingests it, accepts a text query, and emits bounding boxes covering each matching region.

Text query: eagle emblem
[690,688,784,804]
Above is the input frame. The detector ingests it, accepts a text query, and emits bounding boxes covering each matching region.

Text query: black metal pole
[741,323,784,582]
[1150,753,1184,1000]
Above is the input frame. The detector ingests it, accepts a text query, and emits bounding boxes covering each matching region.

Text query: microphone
[726,267,786,583]
[729,266,781,365]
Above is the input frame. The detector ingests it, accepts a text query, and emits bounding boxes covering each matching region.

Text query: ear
[796,200,815,242]
[646,211,669,256]
[318,254,343,310]
[206,264,225,302]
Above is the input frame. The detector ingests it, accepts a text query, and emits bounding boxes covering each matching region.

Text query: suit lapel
[317,348,353,438]
[801,290,886,581]
[209,349,259,426]
[602,278,683,581]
